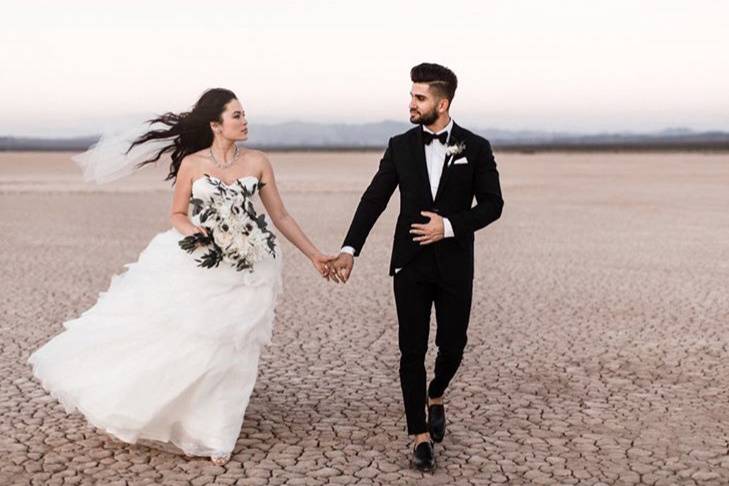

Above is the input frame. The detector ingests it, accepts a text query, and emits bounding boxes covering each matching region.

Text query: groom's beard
[410,106,438,126]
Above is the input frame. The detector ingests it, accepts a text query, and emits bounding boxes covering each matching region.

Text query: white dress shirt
[341,119,456,272]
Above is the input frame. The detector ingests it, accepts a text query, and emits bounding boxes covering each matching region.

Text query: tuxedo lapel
[434,123,464,203]
[411,128,434,205]
[435,150,451,202]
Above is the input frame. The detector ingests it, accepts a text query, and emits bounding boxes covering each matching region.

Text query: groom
[328,62,503,471]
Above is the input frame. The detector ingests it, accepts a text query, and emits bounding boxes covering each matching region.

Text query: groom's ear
[437,96,450,114]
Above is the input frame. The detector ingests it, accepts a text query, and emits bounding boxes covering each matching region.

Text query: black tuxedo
[342,122,503,436]
[343,122,503,278]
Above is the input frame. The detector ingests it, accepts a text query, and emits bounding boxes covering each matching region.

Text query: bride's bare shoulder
[241,148,271,168]
[178,151,208,180]
[187,149,211,162]
[241,147,267,159]
[182,150,210,167]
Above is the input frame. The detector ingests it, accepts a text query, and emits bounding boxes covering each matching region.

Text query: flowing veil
[71,115,172,184]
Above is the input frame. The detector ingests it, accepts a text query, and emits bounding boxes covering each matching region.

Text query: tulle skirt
[28,228,283,457]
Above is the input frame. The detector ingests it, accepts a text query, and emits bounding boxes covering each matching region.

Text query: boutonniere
[445,141,466,166]
[446,141,466,157]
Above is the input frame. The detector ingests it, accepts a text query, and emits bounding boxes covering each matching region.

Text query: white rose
[233,233,250,251]
[446,142,465,156]
[214,228,234,248]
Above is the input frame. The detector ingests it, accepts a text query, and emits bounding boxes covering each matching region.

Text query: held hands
[410,211,444,245]
[311,253,339,279]
[327,252,354,284]
[322,209,444,286]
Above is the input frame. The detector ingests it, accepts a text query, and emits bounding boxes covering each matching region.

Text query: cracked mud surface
[2,151,729,485]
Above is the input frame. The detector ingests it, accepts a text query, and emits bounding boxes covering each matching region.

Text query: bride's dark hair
[130,88,238,183]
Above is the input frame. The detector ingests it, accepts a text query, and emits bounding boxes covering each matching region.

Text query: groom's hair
[410,63,458,103]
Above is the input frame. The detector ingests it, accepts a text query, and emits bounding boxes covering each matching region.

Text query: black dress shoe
[428,403,446,443]
[412,440,436,471]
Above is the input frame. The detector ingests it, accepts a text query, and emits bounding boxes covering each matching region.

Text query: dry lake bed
[1,150,728,485]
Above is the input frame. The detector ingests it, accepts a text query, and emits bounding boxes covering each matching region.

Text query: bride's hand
[179,226,211,253]
[310,253,337,279]
[189,226,208,237]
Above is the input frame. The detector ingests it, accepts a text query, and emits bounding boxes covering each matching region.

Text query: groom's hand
[329,253,354,283]
[410,211,444,245]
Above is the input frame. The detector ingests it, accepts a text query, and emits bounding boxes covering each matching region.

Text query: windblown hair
[130,88,238,183]
[410,63,458,103]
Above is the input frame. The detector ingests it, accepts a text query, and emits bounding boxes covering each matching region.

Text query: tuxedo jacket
[342,122,504,279]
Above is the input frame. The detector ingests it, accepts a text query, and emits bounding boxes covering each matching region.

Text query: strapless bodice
[191,174,260,198]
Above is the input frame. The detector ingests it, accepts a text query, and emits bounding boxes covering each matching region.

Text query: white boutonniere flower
[445,141,466,157]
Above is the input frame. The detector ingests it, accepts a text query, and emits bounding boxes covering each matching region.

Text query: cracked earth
[1,150,729,485]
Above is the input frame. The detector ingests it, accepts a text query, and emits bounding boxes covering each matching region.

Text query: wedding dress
[28,175,283,458]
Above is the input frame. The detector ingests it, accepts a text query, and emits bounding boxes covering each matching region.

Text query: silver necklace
[209,145,240,169]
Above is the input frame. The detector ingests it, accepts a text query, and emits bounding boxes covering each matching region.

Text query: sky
[1,0,728,136]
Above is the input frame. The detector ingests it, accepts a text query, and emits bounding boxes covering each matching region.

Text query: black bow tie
[422,130,448,145]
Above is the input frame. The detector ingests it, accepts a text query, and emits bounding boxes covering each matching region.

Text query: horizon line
[2,123,729,141]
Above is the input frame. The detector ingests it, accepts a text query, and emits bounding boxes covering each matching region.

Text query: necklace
[209,145,240,169]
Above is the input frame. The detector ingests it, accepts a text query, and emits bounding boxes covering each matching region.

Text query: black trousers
[393,245,473,435]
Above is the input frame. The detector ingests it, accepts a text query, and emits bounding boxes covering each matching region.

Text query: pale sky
[2,0,728,136]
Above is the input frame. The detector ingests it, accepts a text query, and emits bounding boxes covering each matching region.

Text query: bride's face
[213,99,249,141]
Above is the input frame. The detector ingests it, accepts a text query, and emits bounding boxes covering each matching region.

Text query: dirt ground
[1,150,728,485]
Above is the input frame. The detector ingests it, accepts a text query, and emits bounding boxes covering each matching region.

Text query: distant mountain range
[2,122,729,151]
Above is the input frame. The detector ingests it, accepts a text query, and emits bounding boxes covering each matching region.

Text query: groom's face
[409,83,442,126]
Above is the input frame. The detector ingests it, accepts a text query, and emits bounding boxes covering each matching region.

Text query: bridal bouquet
[178,176,277,272]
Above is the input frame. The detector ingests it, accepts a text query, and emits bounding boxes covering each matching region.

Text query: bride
[27,88,335,465]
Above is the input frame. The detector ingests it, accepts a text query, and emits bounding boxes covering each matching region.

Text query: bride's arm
[170,157,206,236]
[256,152,334,276]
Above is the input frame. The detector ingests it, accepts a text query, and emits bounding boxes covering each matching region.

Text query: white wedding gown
[28,175,283,457]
